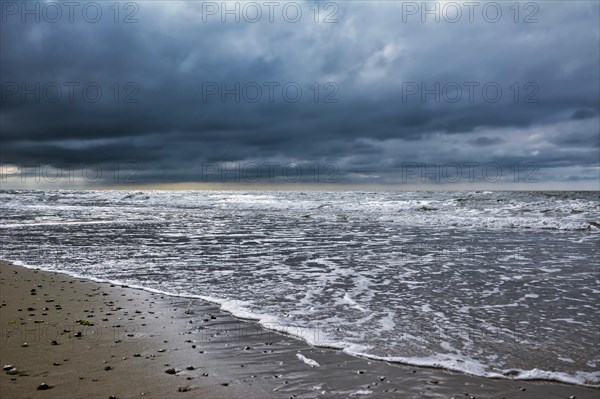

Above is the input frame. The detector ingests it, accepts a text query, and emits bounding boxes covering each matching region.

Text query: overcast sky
[1,1,599,189]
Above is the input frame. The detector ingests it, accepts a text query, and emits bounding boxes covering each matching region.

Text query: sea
[1,190,598,386]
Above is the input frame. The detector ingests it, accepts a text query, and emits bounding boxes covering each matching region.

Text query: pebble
[37,383,51,390]
[178,386,191,392]
[6,368,18,375]
[165,368,176,374]
[186,366,195,370]
[3,365,13,371]
[51,340,59,345]
[21,343,28,347]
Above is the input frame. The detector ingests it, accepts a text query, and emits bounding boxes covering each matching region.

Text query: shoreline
[1,260,598,398]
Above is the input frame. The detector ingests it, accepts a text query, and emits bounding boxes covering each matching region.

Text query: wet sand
[1,260,597,398]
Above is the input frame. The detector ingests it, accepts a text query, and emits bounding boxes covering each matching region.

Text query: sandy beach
[1,260,598,399]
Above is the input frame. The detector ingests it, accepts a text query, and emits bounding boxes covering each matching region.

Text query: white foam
[3,257,599,387]
[339,292,366,312]
[296,353,320,367]
[351,390,373,395]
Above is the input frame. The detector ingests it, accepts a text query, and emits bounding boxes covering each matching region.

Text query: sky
[1,1,599,190]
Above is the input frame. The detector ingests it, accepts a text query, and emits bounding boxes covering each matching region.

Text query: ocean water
[1,190,599,386]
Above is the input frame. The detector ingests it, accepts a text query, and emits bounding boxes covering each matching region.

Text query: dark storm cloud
[0,1,599,187]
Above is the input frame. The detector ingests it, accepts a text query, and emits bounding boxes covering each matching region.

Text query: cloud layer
[1,1,599,188]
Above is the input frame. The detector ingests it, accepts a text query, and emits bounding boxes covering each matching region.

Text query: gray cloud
[1,1,598,188]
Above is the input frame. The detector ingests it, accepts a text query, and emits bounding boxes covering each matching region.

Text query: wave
[4,258,598,388]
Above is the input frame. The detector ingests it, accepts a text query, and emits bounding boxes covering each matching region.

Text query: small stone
[429,380,439,384]
[186,366,195,371]
[244,346,251,350]
[158,349,166,353]
[3,365,13,371]
[109,395,118,399]
[6,368,18,375]
[133,354,141,357]
[165,368,176,375]
[202,372,208,377]
[51,340,59,345]
[74,332,82,338]
[178,386,190,392]
[37,383,51,390]
[21,343,28,347]
[357,370,365,374]
[104,366,112,371]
